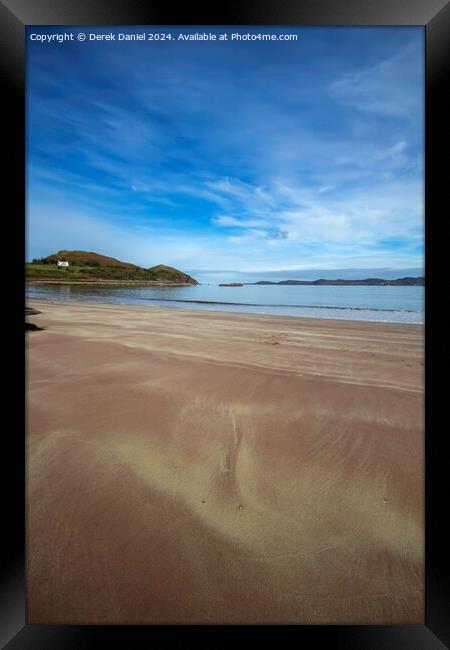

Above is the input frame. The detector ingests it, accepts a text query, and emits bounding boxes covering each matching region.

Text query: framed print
[2,0,449,647]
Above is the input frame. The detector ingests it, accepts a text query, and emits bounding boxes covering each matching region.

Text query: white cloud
[329,40,423,118]
[212,214,268,228]
[208,174,423,249]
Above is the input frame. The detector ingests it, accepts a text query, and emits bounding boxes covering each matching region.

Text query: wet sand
[26,300,424,624]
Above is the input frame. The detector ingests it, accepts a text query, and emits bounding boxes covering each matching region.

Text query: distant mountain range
[250,277,424,286]
[26,250,198,285]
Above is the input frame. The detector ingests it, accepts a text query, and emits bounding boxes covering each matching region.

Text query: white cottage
[57,260,69,267]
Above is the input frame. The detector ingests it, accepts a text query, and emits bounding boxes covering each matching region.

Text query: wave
[26,289,421,313]
[130,298,420,313]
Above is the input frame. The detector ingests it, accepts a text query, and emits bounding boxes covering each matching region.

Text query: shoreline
[26,293,424,326]
[27,299,424,624]
[26,279,197,286]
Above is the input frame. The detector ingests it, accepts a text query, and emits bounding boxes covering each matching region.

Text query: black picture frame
[3,0,449,647]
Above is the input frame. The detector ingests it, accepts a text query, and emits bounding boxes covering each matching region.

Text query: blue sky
[26,26,424,282]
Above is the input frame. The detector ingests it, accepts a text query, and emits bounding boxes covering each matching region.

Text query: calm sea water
[26,283,424,324]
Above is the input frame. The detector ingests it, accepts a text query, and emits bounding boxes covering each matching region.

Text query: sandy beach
[26,299,424,624]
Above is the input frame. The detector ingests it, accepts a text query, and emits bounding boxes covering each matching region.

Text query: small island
[219,283,244,287]
[26,250,198,285]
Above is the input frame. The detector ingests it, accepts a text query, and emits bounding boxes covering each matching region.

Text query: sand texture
[26,300,424,624]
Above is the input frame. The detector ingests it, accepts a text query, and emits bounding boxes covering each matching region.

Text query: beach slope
[26,300,424,624]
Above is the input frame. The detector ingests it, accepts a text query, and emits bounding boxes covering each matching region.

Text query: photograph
[25,25,425,625]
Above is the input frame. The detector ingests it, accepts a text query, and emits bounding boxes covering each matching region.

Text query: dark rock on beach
[26,322,44,331]
[26,307,42,316]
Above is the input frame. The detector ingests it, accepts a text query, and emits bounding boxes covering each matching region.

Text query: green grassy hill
[40,250,138,269]
[26,251,198,284]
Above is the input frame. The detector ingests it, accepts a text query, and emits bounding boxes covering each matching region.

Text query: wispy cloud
[329,39,423,118]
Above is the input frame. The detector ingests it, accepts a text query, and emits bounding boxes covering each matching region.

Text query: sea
[26,283,424,324]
